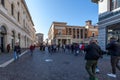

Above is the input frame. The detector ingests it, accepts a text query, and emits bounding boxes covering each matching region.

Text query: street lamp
[85,25,89,29]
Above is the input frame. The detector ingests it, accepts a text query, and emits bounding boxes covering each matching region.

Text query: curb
[0,50,28,68]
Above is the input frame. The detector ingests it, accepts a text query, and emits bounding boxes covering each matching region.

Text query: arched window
[0,25,7,35]
[11,4,14,16]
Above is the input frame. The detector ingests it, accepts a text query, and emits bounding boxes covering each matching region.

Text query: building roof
[21,0,34,26]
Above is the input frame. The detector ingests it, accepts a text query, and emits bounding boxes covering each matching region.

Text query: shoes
[95,68,100,73]
[89,77,98,80]
[107,73,116,78]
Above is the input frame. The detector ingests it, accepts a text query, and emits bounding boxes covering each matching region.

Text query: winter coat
[84,42,102,60]
[106,41,120,56]
[14,45,21,54]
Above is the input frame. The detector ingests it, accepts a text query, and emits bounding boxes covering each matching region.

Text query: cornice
[0,9,31,36]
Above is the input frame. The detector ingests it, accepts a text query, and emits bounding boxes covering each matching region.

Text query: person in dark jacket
[29,44,34,55]
[84,39,102,80]
[14,42,21,60]
[7,44,10,53]
[106,37,120,78]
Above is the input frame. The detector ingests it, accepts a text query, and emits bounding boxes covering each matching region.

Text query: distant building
[84,20,98,43]
[48,21,98,45]
[36,33,44,46]
[0,0,36,52]
[92,0,120,50]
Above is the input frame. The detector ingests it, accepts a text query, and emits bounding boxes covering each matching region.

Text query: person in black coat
[84,39,102,80]
[106,37,120,78]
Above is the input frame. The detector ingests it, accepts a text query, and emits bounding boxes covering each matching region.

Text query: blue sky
[25,0,98,40]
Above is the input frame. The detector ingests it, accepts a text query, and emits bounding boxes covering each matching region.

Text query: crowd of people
[11,36,120,80]
[84,37,120,80]
[39,43,85,56]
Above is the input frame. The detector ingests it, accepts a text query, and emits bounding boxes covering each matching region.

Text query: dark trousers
[111,56,120,74]
[85,60,98,79]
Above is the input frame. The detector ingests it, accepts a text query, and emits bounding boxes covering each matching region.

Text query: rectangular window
[11,4,14,16]
[92,32,95,37]
[81,29,83,38]
[110,0,120,10]
[58,30,62,35]
[1,0,5,7]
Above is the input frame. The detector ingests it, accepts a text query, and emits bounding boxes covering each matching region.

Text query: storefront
[96,0,120,50]
[107,23,120,44]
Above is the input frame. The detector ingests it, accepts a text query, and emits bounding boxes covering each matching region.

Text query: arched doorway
[0,25,7,52]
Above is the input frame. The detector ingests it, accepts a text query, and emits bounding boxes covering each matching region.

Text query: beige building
[48,21,98,45]
[36,33,44,46]
[0,0,36,52]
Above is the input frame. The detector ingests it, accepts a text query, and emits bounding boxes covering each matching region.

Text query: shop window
[18,12,20,22]
[110,0,120,11]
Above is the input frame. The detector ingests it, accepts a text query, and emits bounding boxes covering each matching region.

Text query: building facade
[36,33,44,46]
[0,0,36,52]
[48,21,98,45]
[92,0,120,50]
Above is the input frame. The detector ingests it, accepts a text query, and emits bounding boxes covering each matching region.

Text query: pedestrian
[7,44,10,53]
[106,37,120,78]
[84,39,102,80]
[14,42,21,60]
[80,43,85,54]
[29,44,34,55]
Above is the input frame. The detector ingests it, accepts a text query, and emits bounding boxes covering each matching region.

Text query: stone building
[92,0,120,50]
[48,21,98,45]
[0,0,36,52]
[36,33,44,46]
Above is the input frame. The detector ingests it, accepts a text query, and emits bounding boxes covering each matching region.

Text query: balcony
[55,35,72,39]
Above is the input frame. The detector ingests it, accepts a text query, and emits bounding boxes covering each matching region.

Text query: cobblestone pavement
[0,48,27,64]
[0,48,120,80]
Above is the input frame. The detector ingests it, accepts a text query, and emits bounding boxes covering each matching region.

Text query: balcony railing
[55,35,72,39]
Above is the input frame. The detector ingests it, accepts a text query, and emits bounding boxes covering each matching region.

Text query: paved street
[0,48,120,80]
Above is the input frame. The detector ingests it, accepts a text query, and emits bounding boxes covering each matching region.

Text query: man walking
[14,42,21,60]
[84,39,102,80]
[106,37,120,78]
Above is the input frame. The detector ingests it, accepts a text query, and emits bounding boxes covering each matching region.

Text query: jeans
[111,56,120,74]
[14,51,19,60]
[85,60,98,79]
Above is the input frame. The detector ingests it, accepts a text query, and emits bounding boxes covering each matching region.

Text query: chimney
[86,20,92,26]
